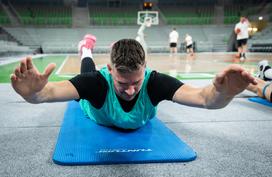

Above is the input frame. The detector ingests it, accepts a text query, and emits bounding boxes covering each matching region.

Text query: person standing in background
[234,16,251,62]
[169,27,179,56]
[185,33,194,56]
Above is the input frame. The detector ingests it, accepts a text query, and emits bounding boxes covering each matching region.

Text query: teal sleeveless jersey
[79,67,157,129]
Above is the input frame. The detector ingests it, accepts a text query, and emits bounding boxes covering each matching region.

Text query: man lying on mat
[11,36,258,129]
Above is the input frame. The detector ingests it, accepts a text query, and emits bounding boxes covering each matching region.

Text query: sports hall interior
[0,0,272,177]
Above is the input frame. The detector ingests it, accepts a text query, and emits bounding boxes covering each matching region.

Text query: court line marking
[55,55,69,75]
[57,74,75,78]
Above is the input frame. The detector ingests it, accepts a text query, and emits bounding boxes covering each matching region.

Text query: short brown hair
[111,39,145,73]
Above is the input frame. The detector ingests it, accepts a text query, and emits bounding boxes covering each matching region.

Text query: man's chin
[122,95,135,101]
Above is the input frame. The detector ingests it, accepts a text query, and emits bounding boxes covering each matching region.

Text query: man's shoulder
[76,71,107,83]
[148,70,175,81]
[170,30,178,34]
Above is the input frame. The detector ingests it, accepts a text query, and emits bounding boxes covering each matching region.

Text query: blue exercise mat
[53,101,197,165]
[248,97,272,107]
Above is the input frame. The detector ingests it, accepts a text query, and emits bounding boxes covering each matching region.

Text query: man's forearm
[23,81,79,103]
[202,84,234,109]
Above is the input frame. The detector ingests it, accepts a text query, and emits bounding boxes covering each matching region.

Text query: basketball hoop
[137,11,159,26]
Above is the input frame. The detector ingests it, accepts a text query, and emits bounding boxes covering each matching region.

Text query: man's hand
[213,64,257,97]
[10,57,56,99]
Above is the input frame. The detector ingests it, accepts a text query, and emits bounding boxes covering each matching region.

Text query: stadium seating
[13,4,72,26]
[0,6,10,25]
[89,5,138,25]
[249,26,272,52]
[1,0,270,54]
[223,5,240,24]
[159,5,214,25]
[0,40,31,54]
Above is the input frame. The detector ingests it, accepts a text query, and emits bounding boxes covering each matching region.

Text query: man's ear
[107,64,112,74]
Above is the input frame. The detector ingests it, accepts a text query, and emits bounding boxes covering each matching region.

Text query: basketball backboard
[137,11,159,25]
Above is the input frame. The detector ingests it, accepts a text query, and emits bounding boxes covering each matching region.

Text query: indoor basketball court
[0,0,272,176]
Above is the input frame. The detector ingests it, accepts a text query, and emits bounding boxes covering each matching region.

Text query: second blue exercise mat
[53,101,197,165]
[248,97,272,107]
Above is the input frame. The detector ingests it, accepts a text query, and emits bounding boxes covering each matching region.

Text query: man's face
[108,64,145,101]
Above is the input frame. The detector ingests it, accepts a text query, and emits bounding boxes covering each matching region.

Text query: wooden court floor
[59,53,272,76]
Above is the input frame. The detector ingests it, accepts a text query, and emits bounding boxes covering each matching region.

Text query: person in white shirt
[185,33,194,56]
[169,28,179,55]
[234,16,251,61]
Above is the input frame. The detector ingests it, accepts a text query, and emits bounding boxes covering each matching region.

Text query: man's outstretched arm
[10,57,79,103]
[172,64,257,109]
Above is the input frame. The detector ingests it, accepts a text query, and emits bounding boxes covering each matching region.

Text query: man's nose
[125,85,135,96]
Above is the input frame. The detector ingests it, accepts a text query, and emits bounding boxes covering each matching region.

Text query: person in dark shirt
[10,36,257,129]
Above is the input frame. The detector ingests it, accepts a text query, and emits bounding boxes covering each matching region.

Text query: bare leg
[247,78,272,102]
[238,47,242,57]
[190,48,194,56]
[174,47,177,54]
[170,47,174,56]
[242,44,247,53]
[263,83,272,102]
[242,44,247,58]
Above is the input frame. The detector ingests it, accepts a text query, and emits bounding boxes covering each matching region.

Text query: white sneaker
[257,60,269,80]
[240,57,245,62]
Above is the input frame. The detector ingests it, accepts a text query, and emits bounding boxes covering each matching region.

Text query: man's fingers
[14,67,22,78]
[10,74,17,90]
[10,73,22,89]
[252,78,258,85]
[214,71,226,85]
[216,64,241,84]
[43,63,56,78]
[241,71,257,85]
[224,64,244,73]
[10,73,17,82]
[20,59,27,73]
[26,57,33,70]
